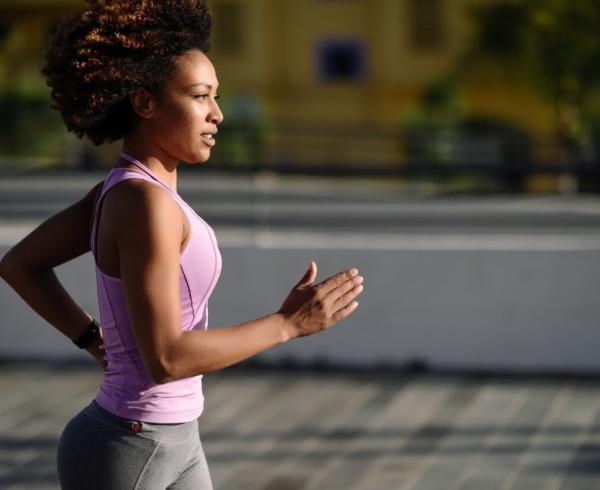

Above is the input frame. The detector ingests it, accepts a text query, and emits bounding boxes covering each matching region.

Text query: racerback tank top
[91,151,222,423]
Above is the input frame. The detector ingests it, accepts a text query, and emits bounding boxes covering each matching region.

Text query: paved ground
[1,365,600,489]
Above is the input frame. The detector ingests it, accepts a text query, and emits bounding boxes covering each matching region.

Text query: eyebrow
[187,82,217,89]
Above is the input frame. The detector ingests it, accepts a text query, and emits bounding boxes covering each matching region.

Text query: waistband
[86,400,198,444]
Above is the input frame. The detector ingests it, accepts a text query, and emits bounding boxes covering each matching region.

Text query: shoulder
[110,177,172,209]
[104,177,184,242]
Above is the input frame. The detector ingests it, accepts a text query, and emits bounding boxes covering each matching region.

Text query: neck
[120,141,179,192]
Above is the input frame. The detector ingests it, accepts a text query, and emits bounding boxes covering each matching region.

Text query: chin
[182,151,211,165]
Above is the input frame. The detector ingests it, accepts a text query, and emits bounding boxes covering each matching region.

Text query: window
[409,0,445,50]
[213,2,244,55]
[317,38,367,83]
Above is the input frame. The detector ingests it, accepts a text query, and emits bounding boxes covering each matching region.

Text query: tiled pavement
[1,365,599,490]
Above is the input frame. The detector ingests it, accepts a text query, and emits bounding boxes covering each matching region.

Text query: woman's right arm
[156,264,362,383]
[118,182,364,384]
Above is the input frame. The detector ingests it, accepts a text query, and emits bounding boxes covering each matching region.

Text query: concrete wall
[1,234,599,372]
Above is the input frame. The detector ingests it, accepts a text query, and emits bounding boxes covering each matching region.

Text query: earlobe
[130,90,155,120]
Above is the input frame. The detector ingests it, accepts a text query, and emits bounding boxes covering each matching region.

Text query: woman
[0,1,364,488]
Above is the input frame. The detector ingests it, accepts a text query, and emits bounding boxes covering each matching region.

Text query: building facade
[0,0,562,190]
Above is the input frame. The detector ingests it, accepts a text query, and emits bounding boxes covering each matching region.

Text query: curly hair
[41,0,212,145]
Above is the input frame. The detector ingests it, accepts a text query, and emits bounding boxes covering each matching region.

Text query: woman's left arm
[0,180,107,370]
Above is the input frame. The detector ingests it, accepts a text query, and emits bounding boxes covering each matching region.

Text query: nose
[208,99,224,125]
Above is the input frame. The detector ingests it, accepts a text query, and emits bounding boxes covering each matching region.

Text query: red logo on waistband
[131,421,142,433]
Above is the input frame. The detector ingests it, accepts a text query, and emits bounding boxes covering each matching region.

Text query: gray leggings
[56,400,213,489]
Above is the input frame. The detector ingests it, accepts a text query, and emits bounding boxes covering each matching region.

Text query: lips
[201,133,216,147]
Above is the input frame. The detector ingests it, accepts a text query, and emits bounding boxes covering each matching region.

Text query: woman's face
[146,49,223,164]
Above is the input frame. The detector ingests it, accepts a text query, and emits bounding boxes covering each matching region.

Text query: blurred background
[2,1,600,489]
[1,0,600,362]
[1,0,599,371]
[1,0,600,192]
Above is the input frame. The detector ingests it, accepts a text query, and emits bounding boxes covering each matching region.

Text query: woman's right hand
[277,261,364,340]
[85,327,108,371]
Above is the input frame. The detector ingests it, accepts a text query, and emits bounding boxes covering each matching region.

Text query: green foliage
[527,0,600,104]
[403,77,463,130]
[471,0,600,158]
[402,77,464,165]
[476,2,529,58]
[0,89,64,159]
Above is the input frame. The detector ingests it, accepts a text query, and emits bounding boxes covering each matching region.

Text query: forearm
[163,313,293,382]
[0,263,93,341]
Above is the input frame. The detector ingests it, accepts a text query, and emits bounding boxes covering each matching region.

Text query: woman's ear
[130,89,156,120]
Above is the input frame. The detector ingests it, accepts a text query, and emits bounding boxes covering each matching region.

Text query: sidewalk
[1,365,599,489]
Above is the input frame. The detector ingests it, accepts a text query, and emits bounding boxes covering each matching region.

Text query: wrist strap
[72,318,100,349]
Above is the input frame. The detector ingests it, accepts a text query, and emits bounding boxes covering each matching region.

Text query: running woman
[0,1,364,488]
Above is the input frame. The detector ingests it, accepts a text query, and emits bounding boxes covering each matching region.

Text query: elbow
[0,259,9,281]
[148,353,212,384]
[0,251,19,282]
[145,336,213,384]
[151,372,176,385]
[148,357,178,385]
[0,251,38,287]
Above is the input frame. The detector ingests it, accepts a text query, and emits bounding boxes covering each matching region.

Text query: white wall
[1,232,599,373]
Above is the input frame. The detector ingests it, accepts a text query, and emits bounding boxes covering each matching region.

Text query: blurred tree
[468,0,600,190]
[402,76,464,167]
[403,75,531,192]
[0,88,64,170]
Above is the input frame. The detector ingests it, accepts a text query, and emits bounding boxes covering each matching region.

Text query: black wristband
[72,318,100,349]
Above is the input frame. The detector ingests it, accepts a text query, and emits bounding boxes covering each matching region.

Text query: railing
[206,122,600,192]
[1,119,599,193]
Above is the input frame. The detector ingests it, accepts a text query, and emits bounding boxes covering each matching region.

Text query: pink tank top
[91,151,222,423]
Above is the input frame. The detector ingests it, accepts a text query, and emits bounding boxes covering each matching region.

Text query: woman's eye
[193,94,220,102]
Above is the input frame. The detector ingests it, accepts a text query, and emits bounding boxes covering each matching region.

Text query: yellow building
[0,0,560,188]
[208,1,552,126]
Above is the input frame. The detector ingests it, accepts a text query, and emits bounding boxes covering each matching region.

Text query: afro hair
[42,0,212,145]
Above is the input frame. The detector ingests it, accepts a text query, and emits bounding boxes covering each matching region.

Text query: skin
[0,49,364,382]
